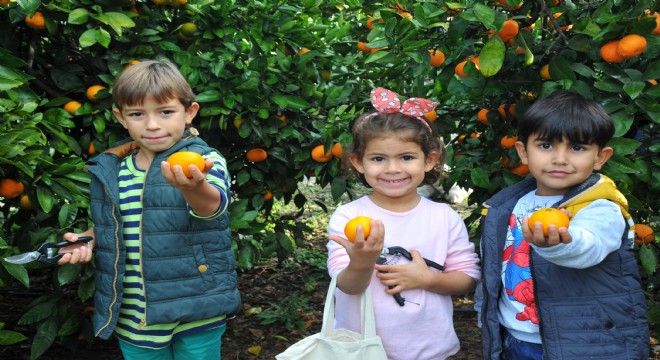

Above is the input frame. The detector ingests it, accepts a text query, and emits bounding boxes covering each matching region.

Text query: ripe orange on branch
[246,148,268,163]
[617,34,647,59]
[633,224,654,245]
[500,135,518,149]
[600,40,625,63]
[311,145,333,163]
[528,208,570,236]
[86,85,106,101]
[428,49,446,67]
[344,216,373,242]
[25,11,46,30]
[166,151,205,178]
[0,178,24,199]
[64,100,82,115]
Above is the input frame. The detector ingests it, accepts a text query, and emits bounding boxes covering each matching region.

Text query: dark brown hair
[345,112,445,186]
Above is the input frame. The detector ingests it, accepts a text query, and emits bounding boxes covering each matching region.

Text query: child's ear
[593,146,613,171]
[424,151,440,172]
[113,108,128,129]
[349,154,364,174]
[185,102,200,124]
[514,141,528,165]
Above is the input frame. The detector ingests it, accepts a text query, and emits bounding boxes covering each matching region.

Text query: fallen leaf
[248,328,264,338]
[247,345,262,356]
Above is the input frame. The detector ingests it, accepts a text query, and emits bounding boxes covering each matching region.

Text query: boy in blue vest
[475,90,649,359]
[57,59,241,359]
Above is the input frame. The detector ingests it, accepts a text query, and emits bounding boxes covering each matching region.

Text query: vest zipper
[529,250,549,360]
[95,186,122,338]
[137,164,149,329]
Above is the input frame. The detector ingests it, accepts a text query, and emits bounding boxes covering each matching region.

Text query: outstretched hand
[522,209,573,247]
[160,158,214,190]
[329,219,384,270]
[57,233,94,265]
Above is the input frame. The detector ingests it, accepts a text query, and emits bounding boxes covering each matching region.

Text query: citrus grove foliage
[0,0,658,357]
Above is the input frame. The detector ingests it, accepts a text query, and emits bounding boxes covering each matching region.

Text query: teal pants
[117,325,226,360]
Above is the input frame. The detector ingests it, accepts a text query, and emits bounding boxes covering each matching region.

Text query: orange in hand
[344,216,373,243]
[528,208,570,237]
[166,151,205,178]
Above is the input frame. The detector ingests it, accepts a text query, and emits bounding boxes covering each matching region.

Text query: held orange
[528,208,570,237]
[344,216,373,242]
[0,178,24,199]
[166,151,205,178]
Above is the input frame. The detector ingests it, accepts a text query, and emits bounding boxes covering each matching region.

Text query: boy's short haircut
[112,59,195,111]
[518,90,615,148]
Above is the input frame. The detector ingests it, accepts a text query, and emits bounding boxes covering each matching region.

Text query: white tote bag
[276,275,387,360]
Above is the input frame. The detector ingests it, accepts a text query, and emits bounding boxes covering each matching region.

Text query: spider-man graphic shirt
[498,190,562,344]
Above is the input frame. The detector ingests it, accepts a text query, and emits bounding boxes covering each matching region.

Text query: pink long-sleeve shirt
[327,196,481,360]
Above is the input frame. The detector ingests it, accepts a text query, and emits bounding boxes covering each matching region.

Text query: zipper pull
[137,317,146,330]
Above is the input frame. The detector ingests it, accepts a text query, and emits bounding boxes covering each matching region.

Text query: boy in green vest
[58,59,241,360]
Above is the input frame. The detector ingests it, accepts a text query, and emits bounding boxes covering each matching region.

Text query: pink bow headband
[362,88,438,132]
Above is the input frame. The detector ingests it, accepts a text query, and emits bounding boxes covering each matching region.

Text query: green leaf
[105,12,135,35]
[472,3,495,29]
[36,186,56,213]
[58,203,78,229]
[623,81,645,99]
[470,168,491,189]
[30,318,58,360]
[67,8,89,24]
[96,28,111,48]
[608,137,640,156]
[196,90,222,103]
[18,300,57,325]
[330,177,346,200]
[479,37,505,77]
[79,29,98,48]
[639,244,657,276]
[58,263,82,286]
[0,329,28,345]
[271,95,310,110]
[549,55,577,82]
[2,262,29,288]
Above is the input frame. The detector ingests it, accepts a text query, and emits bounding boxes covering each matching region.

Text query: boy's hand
[522,214,573,247]
[329,219,384,270]
[375,249,429,293]
[160,158,214,190]
[57,233,94,265]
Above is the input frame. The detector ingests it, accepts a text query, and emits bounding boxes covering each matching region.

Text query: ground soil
[1,183,658,359]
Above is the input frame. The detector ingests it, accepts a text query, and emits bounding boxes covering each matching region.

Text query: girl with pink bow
[326,88,481,359]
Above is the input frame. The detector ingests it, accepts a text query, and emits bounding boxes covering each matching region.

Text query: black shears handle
[37,236,93,264]
[377,246,445,307]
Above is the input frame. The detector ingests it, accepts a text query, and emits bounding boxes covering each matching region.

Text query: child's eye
[539,143,552,150]
[370,156,384,162]
[571,145,585,151]
[401,155,415,161]
[127,112,143,118]
[161,110,176,115]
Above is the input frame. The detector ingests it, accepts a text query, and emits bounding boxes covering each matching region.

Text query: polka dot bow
[368,87,437,131]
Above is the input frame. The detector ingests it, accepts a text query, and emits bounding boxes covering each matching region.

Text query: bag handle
[321,273,378,339]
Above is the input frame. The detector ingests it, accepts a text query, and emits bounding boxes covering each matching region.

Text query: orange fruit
[330,143,343,158]
[276,114,287,123]
[497,20,520,42]
[650,13,660,35]
[617,34,647,59]
[470,132,480,139]
[152,0,168,4]
[25,11,46,30]
[366,17,375,30]
[297,47,311,56]
[0,0,11,7]
[124,59,140,68]
[477,108,490,124]
[633,224,654,245]
[509,163,529,177]
[357,41,372,53]
[0,178,24,199]
[64,100,82,115]
[233,117,244,128]
[311,145,333,163]
[344,216,373,242]
[498,104,516,119]
[424,109,438,122]
[429,49,446,67]
[540,64,551,80]
[19,194,33,210]
[170,0,187,7]
[528,208,570,236]
[500,135,518,149]
[457,134,467,143]
[455,57,480,78]
[647,79,658,86]
[264,190,273,201]
[398,11,413,21]
[600,40,625,63]
[88,140,96,155]
[246,148,268,163]
[166,151,205,178]
[86,85,106,101]
[180,22,198,37]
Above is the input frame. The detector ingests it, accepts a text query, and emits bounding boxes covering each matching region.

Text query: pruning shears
[376,246,445,307]
[4,236,93,265]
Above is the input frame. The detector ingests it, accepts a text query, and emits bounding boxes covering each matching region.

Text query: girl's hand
[329,219,384,270]
[375,249,429,293]
[57,233,94,265]
[521,212,573,247]
[160,158,213,191]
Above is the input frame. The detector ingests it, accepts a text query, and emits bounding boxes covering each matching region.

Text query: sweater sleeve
[326,205,353,278]
[532,199,624,268]
[443,209,481,280]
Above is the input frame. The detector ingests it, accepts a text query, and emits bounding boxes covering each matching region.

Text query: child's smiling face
[515,134,613,196]
[350,134,438,211]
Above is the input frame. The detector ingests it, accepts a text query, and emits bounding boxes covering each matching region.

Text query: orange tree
[0,0,658,357]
